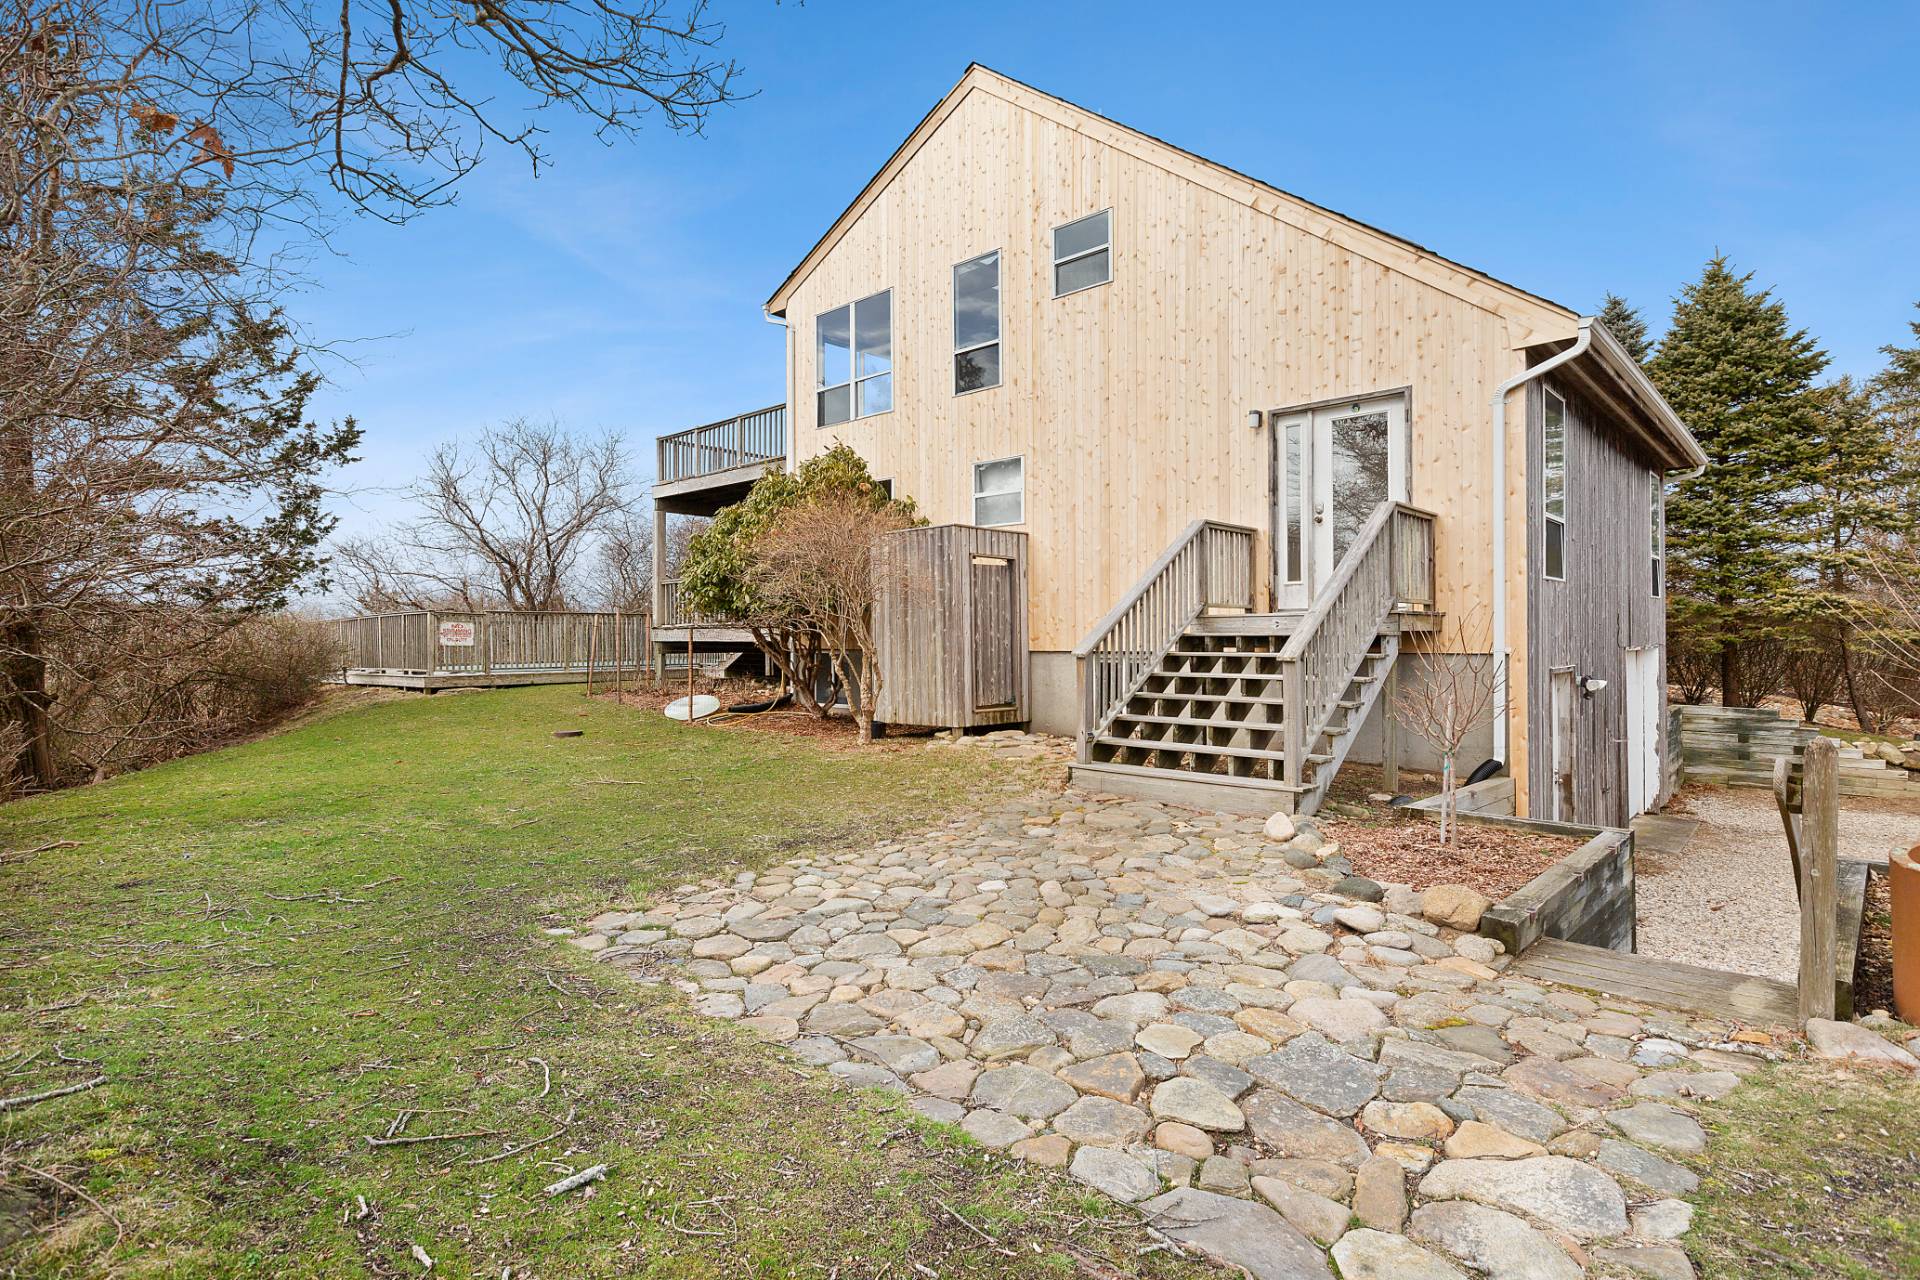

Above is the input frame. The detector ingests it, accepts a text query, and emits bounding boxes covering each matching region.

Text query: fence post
[1797,736,1839,1024]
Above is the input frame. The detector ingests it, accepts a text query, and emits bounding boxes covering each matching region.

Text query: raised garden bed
[1474,821,1636,955]
[1330,817,1582,900]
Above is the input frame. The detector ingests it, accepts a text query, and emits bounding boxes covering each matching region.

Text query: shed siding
[1524,375,1667,827]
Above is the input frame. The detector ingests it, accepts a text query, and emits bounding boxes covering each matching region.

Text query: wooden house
[654,66,1705,827]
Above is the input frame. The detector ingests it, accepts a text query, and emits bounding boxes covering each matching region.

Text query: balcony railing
[658,578,745,629]
[657,404,785,486]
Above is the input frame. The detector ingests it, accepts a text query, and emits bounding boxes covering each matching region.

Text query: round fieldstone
[1054,1095,1152,1148]
[1418,1156,1629,1241]
[969,1064,1077,1120]
[1330,1228,1465,1279]
[1068,1146,1160,1202]
[1149,1077,1245,1132]
[1408,1201,1582,1280]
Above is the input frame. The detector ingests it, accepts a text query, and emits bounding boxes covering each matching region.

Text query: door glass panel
[1327,410,1389,565]
[1283,422,1303,583]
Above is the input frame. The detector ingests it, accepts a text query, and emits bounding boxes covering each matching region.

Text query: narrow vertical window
[1052,209,1111,296]
[954,251,1001,393]
[815,290,891,426]
[816,304,851,426]
[973,456,1024,526]
[1543,387,1567,581]
[1650,471,1664,596]
[1283,421,1304,583]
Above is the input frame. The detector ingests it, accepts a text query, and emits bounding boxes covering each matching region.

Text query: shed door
[1550,667,1577,822]
[970,556,1016,710]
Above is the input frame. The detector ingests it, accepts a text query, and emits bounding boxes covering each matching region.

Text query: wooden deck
[1509,938,1799,1027]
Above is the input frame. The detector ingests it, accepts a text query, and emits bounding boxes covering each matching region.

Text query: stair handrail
[1279,501,1436,785]
[1073,519,1257,761]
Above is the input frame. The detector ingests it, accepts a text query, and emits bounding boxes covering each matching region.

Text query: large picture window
[973,456,1024,527]
[1543,387,1568,581]
[1052,209,1111,297]
[816,290,892,426]
[954,251,1001,393]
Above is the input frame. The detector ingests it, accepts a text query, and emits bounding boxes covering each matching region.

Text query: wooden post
[686,630,695,724]
[1381,656,1400,793]
[613,610,623,701]
[1797,736,1839,1024]
[585,613,599,697]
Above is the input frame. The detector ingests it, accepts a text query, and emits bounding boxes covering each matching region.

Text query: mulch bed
[1854,870,1895,1017]
[1327,817,1586,900]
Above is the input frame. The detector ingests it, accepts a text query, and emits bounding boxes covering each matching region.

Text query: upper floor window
[954,251,1002,394]
[1649,471,1664,596]
[973,456,1024,526]
[817,290,892,426]
[1052,210,1111,297]
[1542,387,1567,580]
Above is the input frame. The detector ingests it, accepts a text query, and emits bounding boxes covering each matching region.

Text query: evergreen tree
[1873,302,1920,473]
[1648,257,1829,706]
[1598,292,1654,364]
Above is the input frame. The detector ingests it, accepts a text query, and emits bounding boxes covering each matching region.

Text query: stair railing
[1073,519,1258,761]
[1280,501,1437,784]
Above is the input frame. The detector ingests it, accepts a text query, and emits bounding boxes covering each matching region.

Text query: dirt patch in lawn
[1328,817,1584,899]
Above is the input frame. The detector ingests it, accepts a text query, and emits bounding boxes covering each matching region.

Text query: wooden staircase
[1070,503,1436,817]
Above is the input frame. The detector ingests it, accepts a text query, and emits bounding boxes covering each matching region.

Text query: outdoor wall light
[1248,409,1267,430]
[1578,675,1608,698]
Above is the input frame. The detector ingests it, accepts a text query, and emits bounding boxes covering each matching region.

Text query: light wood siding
[873,524,1029,728]
[779,82,1562,662]
[1524,375,1667,827]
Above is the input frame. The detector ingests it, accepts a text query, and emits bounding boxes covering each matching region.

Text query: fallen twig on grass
[365,1128,504,1149]
[410,1241,434,1270]
[465,1106,576,1167]
[0,1074,106,1112]
[542,1163,607,1197]
[0,840,80,861]
[528,1057,552,1098]
[266,888,367,905]
[936,1199,1015,1257]
[13,1162,124,1248]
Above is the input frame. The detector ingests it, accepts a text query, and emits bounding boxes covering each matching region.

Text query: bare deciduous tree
[1394,611,1501,845]
[746,495,915,743]
[336,420,633,612]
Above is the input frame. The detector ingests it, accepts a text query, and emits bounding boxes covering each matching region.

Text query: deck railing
[656,404,786,485]
[324,610,650,675]
[656,579,748,629]
[1279,501,1436,785]
[1072,520,1258,759]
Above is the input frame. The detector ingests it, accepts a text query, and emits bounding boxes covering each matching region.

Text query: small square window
[1052,210,1111,297]
[973,456,1024,527]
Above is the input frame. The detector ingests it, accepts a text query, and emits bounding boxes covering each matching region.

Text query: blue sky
[300,1,1920,539]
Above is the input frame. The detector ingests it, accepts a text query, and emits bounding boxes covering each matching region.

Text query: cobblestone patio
[573,781,1810,1280]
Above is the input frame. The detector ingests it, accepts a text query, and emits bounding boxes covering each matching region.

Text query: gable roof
[764,65,1579,341]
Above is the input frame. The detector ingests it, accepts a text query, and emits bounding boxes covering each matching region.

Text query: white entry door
[1624,647,1663,815]
[1273,394,1410,609]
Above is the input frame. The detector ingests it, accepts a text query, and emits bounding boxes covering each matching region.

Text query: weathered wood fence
[323,610,650,690]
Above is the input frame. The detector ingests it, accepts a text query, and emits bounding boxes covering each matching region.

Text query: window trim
[1051,208,1113,299]
[1649,470,1664,597]
[953,250,1002,396]
[972,454,1025,527]
[815,288,893,426]
[1542,386,1568,582]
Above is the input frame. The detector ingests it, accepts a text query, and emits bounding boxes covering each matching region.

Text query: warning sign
[437,620,477,647]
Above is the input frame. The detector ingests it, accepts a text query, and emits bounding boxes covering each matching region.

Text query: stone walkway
[573,785,1806,1280]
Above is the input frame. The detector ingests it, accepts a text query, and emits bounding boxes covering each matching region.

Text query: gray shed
[874,524,1029,730]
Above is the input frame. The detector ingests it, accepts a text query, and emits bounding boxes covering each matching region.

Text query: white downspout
[1489,317,1594,767]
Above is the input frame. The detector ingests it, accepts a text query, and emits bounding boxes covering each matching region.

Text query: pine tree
[1873,302,1920,470]
[1648,257,1830,706]
[1598,293,1653,364]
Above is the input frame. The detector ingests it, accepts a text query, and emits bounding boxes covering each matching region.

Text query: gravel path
[1637,787,1920,982]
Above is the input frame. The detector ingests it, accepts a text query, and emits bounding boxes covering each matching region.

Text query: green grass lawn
[1687,1063,1920,1279]
[0,687,1208,1278]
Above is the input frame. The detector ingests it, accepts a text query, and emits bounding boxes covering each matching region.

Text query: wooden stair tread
[1508,938,1798,1026]
[1096,735,1286,763]
[1130,691,1289,708]
[1111,712,1283,730]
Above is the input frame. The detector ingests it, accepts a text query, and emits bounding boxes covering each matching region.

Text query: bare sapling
[1392,606,1500,845]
